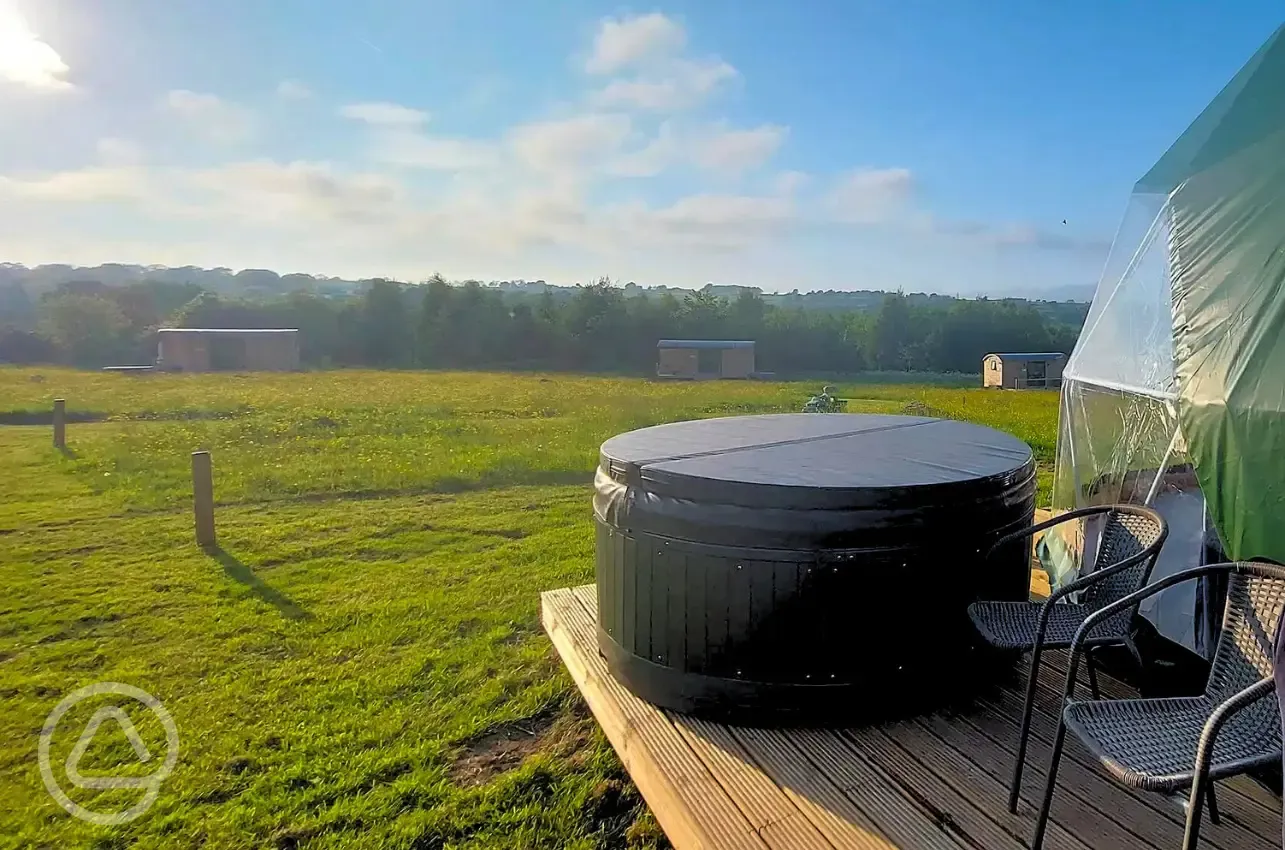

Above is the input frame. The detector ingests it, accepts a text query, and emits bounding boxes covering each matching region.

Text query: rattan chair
[1031,561,1285,850]
[967,504,1168,813]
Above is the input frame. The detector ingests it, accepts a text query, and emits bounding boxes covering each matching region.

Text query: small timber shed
[656,339,755,379]
[156,328,301,372]
[983,351,1066,389]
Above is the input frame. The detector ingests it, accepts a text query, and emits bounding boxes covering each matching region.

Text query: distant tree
[507,302,545,364]
[681,290,727,338]
[564,278,628,370]
[39,294,130,366]
[441,281,509,367]
[234,269,284,295]
[869,292,914,369]
[123,280,204,324]
[0,328,60,364]
[729,289,766,327]
[174,292,273,328]
[281,273,319,290]
[536,289,559,325]
[0,261,1093,375]
[416,275,452,367]
[360,279,413,366]
[0,282,36,328]
[332,301,366,365]
[280,290,342,366]
[49,279,110,298]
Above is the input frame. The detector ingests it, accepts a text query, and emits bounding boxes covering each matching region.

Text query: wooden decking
[542,585,1281,850]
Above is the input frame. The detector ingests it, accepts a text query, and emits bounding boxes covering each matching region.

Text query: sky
[0,1,1279,295]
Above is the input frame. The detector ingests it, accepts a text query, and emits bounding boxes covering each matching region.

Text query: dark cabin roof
[985,352,1066,361]
[657,340,755,350]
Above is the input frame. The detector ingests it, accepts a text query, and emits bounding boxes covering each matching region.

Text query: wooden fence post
[52,399,66,449]
[192,451,216,549]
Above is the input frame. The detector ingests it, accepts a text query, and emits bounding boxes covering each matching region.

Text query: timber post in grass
[192,451,216,549]
[52,399,66,449]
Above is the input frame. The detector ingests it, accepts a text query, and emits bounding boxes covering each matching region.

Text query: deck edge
[541,588,755,850]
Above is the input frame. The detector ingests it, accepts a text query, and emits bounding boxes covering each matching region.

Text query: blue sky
[0,1,1279,295]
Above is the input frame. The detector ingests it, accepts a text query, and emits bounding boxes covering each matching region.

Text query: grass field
[0,367,1059,849]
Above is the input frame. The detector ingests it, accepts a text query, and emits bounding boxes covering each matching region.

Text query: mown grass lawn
[0,367,1059,849]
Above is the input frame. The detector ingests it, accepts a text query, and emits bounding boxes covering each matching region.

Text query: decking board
[542,587,766,850]
[998,660,1280,844]
[543,585,1280,850]
[858,722,1091,850]
[1038,649,1283,822]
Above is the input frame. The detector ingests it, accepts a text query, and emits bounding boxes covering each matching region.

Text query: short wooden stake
[192,451,216,548]
[52,399,66,449]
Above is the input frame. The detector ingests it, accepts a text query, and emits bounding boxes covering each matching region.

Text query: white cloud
[930,218,1113,255]
[508,113,632,175]
[584,13,737,113]
[591,58,737,112]
[339,101,429,126]
[0,11,1110,293]
[0,166,151,202]
[618,192,796,251]
[651,193,793,228]
[187,161,401,226]
[161,90,253,143]
[276,80,314,100]
[603,123,785,178]
[0,159,399,231]
[585,13,686,74]
[341,102,494,171]
[691,124,787,174]
[372,131,499,171]
[0,7,72,90]
[774,170,811,195]
[96,138,144,166]
[0,156,1108,291]
[827,167,915,223]
[606,122,681,177]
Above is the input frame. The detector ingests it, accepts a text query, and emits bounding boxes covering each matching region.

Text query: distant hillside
[0,263,1090,327]
[0,263,360,300]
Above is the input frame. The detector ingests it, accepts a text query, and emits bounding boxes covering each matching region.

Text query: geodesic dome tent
[1053,23,1285,658]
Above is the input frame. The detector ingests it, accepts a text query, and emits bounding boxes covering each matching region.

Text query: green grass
[0,367,1059,849]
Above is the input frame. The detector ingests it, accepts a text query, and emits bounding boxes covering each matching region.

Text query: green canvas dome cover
[1054,23,1285,655]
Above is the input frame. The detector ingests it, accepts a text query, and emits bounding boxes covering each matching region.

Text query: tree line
[0,276,1081,375]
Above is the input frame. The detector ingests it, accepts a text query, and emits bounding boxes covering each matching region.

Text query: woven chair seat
[967,600,1129,650]
[1063,695,1282,792]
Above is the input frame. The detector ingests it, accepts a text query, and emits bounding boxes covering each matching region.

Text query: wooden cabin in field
[156,328,300,372]
[656,340,756,379]
[983,352,1066,389]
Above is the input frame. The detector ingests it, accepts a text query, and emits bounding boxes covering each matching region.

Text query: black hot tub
[594,413,1036,722]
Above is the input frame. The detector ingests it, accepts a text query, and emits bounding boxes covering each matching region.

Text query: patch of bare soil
[449,702,591,788]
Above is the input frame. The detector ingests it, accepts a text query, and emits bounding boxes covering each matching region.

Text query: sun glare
[0,4,72,90]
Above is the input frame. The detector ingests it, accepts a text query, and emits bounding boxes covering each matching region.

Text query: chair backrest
[1206,564,1285,704]
[1081,507,1167,611]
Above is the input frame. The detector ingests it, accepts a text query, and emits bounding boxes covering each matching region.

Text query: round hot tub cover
[594,413,1037,721]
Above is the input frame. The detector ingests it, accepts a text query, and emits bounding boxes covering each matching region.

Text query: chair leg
[1008,645,1044,814]
[1031,713,1069,850]
[1085,647,1101,700]
[1182,773,1209,850]
[1205,780,1220,826]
